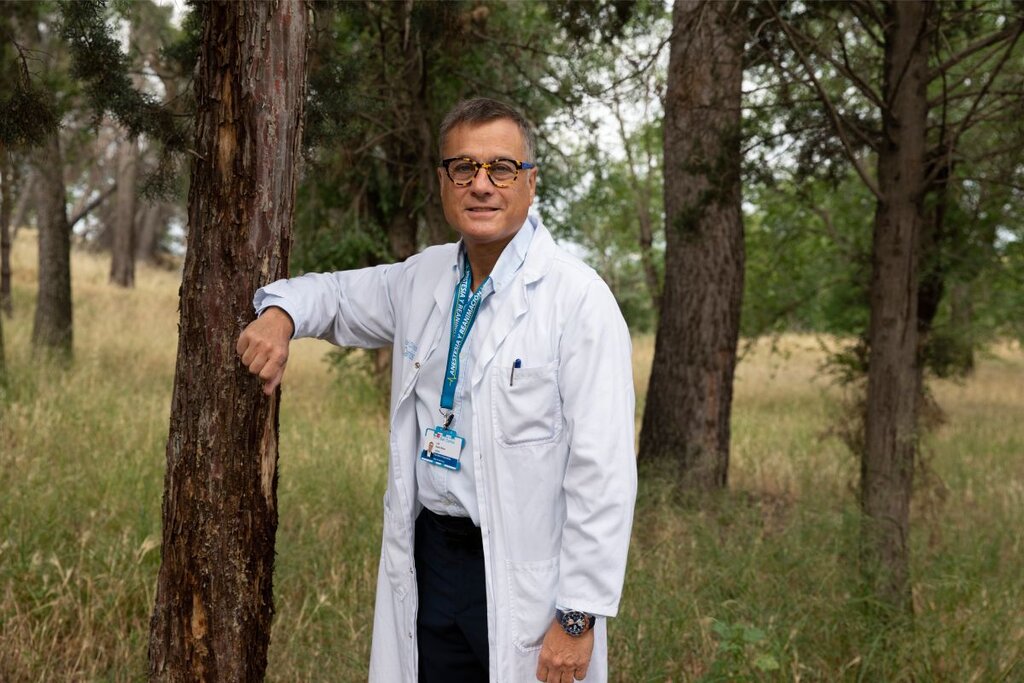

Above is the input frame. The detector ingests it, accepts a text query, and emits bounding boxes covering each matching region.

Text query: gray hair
[438,98,536,162]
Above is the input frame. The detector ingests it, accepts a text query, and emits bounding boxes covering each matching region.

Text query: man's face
[438,119,537,251]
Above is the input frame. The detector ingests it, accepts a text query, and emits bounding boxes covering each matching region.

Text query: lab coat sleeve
[253,261,403,349]
[555,277,637,618]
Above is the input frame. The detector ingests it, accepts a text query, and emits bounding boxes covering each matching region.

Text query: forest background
[1,1,1022,681]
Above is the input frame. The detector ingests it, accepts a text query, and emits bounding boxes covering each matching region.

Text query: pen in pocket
[509,358,522,386]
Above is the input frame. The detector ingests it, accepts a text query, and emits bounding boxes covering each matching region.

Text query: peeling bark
[148,2,310,680]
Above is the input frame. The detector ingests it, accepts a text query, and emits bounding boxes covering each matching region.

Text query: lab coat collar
[427,214,558,387]
[431,214,554,317]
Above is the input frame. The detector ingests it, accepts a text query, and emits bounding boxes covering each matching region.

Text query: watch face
[560,610,588,637]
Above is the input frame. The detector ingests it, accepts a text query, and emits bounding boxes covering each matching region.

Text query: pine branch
[925,21,1024,188]
[765,2,882,200]
[926,18,1024,83]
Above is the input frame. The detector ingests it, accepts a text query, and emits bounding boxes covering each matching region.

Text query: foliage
[0,3,59,148]
[699,620,780,682]
[58,0,186,150]
[742,172,873,339]
[559,123,665,331]
[294,0,666,277]
[745,1,1024,381]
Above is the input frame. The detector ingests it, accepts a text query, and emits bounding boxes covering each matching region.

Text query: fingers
[538,658,583,682]
[236,315,291,394]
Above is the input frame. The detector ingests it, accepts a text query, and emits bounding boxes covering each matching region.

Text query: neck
[465,237,513,291]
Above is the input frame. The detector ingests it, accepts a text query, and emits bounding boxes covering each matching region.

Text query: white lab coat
[255,220,637,682]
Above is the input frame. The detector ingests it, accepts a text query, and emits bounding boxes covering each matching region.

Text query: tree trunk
[10,167,34,237]
[0,147,6,376]
[0,300,5,379]
[1,150,12,317]
[638,0,745,491]
[136,201,166,264]
[860,0,931,614]
[110,132,138,287]
[147,2,309,680]
[31,130,73,355]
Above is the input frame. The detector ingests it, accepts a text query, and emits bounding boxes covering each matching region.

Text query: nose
[469,166,494,195]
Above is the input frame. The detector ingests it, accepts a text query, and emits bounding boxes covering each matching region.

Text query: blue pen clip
[509,358,522,386]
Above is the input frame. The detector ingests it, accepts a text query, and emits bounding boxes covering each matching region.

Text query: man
[236,98,636,682]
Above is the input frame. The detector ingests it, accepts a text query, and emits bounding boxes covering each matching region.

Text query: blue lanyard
[440,261,490,426]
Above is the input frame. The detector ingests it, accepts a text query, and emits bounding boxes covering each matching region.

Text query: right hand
[236,306,294,396]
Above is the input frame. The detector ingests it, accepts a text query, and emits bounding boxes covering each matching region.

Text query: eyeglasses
[439,157,536,188]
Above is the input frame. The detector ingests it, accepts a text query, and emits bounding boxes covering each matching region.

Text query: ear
[527,167,537,202]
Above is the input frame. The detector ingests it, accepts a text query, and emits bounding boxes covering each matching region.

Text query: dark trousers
[415,508,489,683]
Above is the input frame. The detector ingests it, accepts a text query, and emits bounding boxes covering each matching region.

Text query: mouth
[466,206,500,214]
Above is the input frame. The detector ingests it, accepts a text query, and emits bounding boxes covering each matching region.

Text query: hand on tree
[236,306,294,395]
[536,619,594,682]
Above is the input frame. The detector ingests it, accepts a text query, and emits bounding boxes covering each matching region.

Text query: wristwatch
[556,608,596,637]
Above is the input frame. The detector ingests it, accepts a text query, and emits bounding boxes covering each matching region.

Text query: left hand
[536,618,594,682]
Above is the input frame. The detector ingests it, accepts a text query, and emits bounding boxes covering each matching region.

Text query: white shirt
[414,219,536,524]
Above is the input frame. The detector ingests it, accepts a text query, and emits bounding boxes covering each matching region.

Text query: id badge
[420,427,465,471]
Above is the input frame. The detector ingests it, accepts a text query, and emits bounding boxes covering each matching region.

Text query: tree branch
[927,19,1024,82]
[766,2,882,200]
[925,21,1024,188]
[69,183,116,228]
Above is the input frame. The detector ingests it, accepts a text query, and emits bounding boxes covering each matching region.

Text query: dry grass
[2,231,1023,681]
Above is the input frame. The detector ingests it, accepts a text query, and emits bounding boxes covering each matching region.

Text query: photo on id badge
[420,427,464,471]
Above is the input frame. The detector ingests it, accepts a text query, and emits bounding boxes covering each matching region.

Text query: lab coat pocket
[507,557,559,652]
[492,360,561,447]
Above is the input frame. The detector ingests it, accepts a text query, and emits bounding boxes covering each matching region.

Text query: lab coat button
[414,361,421,369]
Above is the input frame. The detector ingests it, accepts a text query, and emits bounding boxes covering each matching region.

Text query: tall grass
[1,232,1022,681]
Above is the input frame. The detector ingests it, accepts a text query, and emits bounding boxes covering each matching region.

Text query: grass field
[1,232,1022,682]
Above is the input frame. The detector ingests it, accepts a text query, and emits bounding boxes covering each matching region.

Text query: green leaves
[701,619,781,681]
[57,0,185,150]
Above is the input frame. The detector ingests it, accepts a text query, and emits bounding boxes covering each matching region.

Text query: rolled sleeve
[253,261,404,348]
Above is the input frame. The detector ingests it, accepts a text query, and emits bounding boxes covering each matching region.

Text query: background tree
[638,0,747,490]
[60,0,190,286]
[147,1,309,678]
[759,0,1024,611]
[22,14,74,356]
[1,2,57,322]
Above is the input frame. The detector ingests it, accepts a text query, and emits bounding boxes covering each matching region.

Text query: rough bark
[860,0,931,614]
[638,0,746,491]
[31,130,72,355]
[109,133,138,287]
[1,151,12,317]
[147,2,309,680]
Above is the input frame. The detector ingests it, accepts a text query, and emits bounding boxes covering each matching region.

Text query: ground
[1,231,1022,681]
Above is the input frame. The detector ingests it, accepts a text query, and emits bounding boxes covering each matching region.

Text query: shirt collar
[453,215,538,294]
